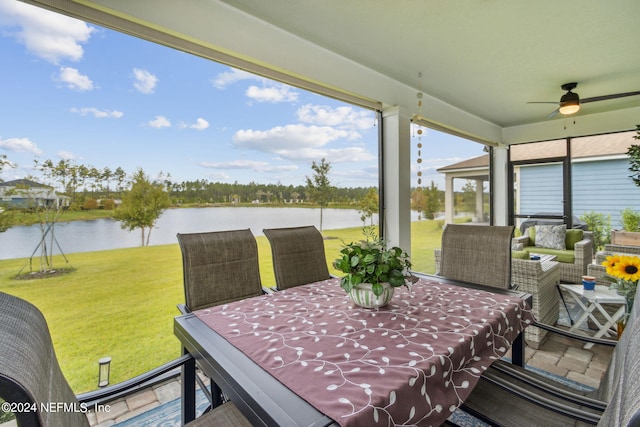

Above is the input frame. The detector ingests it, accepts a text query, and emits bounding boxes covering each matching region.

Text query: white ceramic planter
[349,282,394,308]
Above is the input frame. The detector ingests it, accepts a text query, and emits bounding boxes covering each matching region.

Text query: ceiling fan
[528,82,640,118]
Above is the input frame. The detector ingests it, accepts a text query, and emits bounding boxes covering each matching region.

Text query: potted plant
[611,208,640,246]
[334,227,414,308]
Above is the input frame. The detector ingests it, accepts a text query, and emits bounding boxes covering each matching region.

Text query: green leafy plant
[334,226,413,296]
[580,211,611,251]
[627,125,640,187]
[621,208,640,232]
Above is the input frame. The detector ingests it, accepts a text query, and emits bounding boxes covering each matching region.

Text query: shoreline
[3,202,360,228]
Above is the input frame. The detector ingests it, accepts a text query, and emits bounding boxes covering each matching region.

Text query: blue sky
[0,0,484,190]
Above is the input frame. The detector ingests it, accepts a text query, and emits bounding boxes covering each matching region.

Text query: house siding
[518,158,640,230]
[519,163,564,214]
[572,158,640,229]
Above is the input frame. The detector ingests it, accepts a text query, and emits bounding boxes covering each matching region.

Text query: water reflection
[0,207,387,260]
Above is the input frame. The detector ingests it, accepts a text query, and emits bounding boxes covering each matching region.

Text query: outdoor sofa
[513,227,593,284]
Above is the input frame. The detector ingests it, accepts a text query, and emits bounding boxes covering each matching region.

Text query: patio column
[475,178,484,222]
[491,145,509,226]
[381,106,411,251]
[444,176,454,225]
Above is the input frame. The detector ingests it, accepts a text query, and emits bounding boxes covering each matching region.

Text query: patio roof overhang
[20,0,640,147]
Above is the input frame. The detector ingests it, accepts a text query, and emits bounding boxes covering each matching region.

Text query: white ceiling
[23,0,640,145]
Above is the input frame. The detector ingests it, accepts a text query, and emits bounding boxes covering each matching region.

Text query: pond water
[0,207,399,260]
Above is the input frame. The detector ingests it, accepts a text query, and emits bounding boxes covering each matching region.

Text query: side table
[558,284,627,348]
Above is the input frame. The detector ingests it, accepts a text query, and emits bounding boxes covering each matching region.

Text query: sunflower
[603,254,622,276]
[611,255,640,282]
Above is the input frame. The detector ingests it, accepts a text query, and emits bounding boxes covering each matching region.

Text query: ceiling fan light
[559,102,580,115]
[559,91,580,115]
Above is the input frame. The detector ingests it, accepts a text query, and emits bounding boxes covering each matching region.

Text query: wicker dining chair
[438,224,515,289]
[263,225,331,290]
[176,228,265,410]
[176,229,265,312]
[0,291,251,427]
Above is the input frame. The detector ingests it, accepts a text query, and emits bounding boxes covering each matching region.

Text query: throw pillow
[535,224,566,250]
[565,229,584,250]
[528,226,536,246]
[512,250,530,259]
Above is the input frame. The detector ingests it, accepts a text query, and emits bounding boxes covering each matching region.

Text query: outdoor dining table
[174,274,534,427]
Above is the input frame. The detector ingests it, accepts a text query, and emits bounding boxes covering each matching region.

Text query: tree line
[0,157,375,209]
[0,156,486,218]
[0,155,483,253]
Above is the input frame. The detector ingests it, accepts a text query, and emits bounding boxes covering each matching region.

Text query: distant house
[437,131,640,229]
[0,179,70,209]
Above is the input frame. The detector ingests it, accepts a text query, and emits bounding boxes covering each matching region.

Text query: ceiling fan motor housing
[560,90,580,105]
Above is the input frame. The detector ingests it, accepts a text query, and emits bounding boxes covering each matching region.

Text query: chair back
[439,224,514,289]
[0,292,90,427]
[597,289,640,426]
[263,225,331,290]
[177,229,263,311]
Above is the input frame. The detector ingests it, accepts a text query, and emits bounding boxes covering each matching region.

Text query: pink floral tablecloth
[195,276,535,426]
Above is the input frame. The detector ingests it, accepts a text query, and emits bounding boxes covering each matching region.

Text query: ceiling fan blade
[546,108,560,119]
[581,91,640,104]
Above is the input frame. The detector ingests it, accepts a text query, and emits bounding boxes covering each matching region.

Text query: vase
[349,282,394,308]
[615,288,635,339]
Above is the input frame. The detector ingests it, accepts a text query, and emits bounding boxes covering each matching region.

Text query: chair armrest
[604,244,640,255]
[469,366,604,425]
[595,250,612,264]
[77,354,193,407]
[532,321,616,347]
[490,360,607,410]
[512,235,530,246]
[573,237,593,262]
[177,303,190,314]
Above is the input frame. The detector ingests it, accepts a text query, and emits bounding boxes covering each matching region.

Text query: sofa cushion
[525,246,575,263]
[565,229,584,250]
[512,250,530,260]
[528,226,536,246]
[534,224,566,250]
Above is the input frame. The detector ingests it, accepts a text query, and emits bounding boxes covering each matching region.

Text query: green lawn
[0,221,442,393]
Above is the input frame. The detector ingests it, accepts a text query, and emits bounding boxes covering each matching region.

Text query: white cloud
[70,107,123,118]
[181,118,209,130]
[57,67,93,91]
[268,164,299,172]
[148,116,171,128]
[0,137,43,156]
[133,68,158,94]
[246,85,298,103]
[297,104,373,131]
[234,124,346,150]
[233,124,375,162]
[199,159,299,173]
[0,0,95,64]
[212,68,298,104]
[211,68,260,89]
[280,146,374,163]
[57,150,78,160]
[200,160,268,170]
